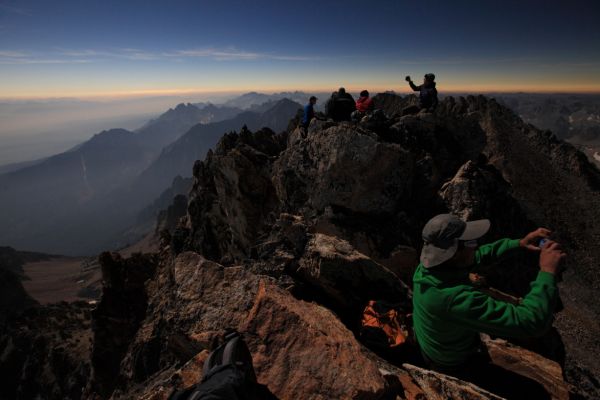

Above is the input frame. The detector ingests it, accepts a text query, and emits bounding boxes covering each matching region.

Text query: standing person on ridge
[412,214,564,395]
[404,73,438,114]
[302,96,317,131]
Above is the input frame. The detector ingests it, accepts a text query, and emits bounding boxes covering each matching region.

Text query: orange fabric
[361,300,407,347]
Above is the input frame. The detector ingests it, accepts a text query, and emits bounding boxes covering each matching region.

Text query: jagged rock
[0,268,37,323]
[111,252,413,399]
[187,128,285,263]
[439,160,532,238]
[481,335,570,400]
[273,123,415,215]
[0,302,92,400]
[294,233,410,316]
[172,94,600,397]
[123,350,210,400]
[403,364,504,400]
[377,245,419,284]
[250,213,310,278]
[89,252,158,397]
[156,194,189,235]
[6,93,600,399]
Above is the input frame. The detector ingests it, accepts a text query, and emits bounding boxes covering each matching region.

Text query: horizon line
[3,87,600,101]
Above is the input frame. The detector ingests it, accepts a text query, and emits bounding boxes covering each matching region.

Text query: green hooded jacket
[412,238,558,367]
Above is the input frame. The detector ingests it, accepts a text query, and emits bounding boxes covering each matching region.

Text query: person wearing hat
[403,73,438,114]
[413,214,565,373]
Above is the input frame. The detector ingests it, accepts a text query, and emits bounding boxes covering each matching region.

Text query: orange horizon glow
[3,84,600,101]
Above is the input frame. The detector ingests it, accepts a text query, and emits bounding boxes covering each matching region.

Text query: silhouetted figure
[325,87,356,121]
[302,96,317,131]
[414,214,563,399]
[403,73,438,115]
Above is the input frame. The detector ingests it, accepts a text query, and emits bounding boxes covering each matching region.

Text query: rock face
[102,252,414,399]
[273,124,414,215]
[186,127,285,263]
[89,252,158,397]
[105,94,599,399]
[0,302,92,400]
[3,93,600,399]
[294,233,410,317]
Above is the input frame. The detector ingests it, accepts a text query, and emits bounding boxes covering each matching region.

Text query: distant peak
[175,103,194,110]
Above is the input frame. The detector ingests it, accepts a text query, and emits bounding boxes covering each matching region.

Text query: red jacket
[356,96,373,113]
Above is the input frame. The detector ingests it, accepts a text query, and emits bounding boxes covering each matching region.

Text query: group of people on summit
[302,72,439,129]
[299,73,565,397]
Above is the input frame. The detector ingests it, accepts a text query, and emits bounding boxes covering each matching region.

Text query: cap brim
[420,240,458,268]
[458,219,490,241]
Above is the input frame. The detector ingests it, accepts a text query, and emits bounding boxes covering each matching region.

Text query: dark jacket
[302,103,315,126]
[409,81,438,110]
[326,91,356,121]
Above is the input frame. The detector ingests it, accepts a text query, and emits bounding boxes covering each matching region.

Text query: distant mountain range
[486,93,600,168]
[3,91,599,256]
[490,93,600,143]
[223,91,308,109]
[0,95,302,255]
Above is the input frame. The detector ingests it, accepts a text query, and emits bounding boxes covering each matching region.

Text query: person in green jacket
[413,214,565,373]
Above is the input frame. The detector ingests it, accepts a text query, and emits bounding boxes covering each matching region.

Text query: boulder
[403,364,504,400]
[273,124,414,215]
[482,335,571,400]
[187,128,284,263]
[294,233,410,316]
[439,160,532,239]
[118,252,412,399]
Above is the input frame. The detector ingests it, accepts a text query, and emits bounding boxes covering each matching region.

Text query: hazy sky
[1,0,600,98]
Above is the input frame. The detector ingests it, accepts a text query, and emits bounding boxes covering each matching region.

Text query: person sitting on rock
[403,73,438,115]
[356,90,374,113]
[302,96,318,131]
[351,90,375,121]
[325,87,356,122]
[413,214,563,392]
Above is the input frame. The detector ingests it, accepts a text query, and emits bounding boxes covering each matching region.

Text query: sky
[1,0,600,99]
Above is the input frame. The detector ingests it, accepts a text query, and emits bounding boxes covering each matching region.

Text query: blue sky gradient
[1,0,599,98]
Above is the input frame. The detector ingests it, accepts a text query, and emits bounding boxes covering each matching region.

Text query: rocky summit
[2,93,600,399]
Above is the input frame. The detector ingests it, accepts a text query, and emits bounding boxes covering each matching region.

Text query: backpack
[360,300,412,350]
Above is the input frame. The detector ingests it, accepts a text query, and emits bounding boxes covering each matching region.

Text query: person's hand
[539,240,566,275]
[519,228,552,251]
[405,75,411,82]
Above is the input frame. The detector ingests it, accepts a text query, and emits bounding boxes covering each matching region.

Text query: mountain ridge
[0,98,303,255]
[1,93,600,399]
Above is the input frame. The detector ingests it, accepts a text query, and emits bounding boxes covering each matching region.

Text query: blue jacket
[302,103,315,125]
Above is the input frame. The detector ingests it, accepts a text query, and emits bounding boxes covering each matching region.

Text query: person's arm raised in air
[406,75,420,91]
